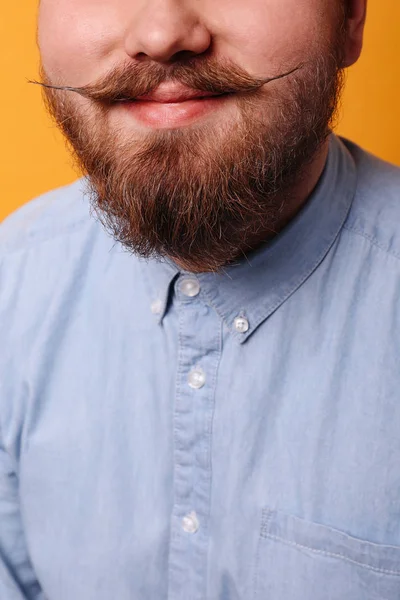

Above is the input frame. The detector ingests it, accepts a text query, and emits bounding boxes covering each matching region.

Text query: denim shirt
[1,135,400,600]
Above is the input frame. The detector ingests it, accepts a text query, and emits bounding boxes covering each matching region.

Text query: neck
[237,139,331,257]
[278,139,330,229]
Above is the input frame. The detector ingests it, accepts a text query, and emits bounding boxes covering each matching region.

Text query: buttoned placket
[167,275,222,600]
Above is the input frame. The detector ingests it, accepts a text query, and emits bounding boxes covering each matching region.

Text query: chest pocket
[254,508,400,599]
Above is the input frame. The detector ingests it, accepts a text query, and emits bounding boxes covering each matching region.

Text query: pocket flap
[261,508,400,576]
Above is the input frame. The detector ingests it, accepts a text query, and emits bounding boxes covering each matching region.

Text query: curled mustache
[28,57,303,103]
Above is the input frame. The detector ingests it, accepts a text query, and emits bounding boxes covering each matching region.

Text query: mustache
[28,57,303,103]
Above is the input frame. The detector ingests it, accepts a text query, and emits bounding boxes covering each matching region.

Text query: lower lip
[122,95,230,128]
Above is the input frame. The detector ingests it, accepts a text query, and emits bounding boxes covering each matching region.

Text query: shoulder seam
[0,216,90,258]
[343,223,400,263]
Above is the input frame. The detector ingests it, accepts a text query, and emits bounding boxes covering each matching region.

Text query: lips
[135,83,223,103]
[120,83,233,129]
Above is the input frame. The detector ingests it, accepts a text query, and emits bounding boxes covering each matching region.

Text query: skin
[36,0,367,273]
[37,0,366,82]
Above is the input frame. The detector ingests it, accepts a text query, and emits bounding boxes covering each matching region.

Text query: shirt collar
[140,134,357,342]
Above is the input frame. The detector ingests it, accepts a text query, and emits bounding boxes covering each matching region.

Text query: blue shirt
[1,135,400,600]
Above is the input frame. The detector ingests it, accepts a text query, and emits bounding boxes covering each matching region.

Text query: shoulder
[0,178,94,256]
[341,137,400,261]
[0,178,115,335]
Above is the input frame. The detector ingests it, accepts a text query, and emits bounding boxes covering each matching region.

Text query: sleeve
[0,220,47,599]
[0,436,45,600]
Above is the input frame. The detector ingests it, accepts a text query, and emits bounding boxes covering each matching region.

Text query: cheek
[38,0,121,84]
[37,0,338,84]
[212,0,333,71]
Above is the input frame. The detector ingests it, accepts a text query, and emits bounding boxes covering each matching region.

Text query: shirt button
[150,299,163,315]
[179,278,200,298]
[182,511,199,534]
[188,367,206,389]
[234,316,249,333]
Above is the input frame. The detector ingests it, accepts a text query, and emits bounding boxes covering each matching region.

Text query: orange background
[1,2,399,222]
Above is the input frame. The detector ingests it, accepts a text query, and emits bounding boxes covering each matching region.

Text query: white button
[151,299,163,315]
[180,278,200,298]
[182,511,199,534]
[234,316,249,333]
[188,367,206,389]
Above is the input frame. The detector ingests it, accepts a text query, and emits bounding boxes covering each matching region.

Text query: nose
[124,0,212,63]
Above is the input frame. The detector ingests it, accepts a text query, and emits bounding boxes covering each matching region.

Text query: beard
[39,29,345,273]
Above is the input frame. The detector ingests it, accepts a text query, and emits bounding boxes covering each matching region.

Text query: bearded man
[1,0,400,598]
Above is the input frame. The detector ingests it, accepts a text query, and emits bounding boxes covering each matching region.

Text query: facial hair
[37,30,345,273]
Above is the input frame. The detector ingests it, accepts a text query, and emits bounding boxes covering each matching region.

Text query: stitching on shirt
[343,224,400,263]
[262,533,400,576]
[254,510,273,598]
[249,209,400,333]
[244,241,341,336]
[0,217,91,258]
[201,196,355,344]
[260,510,273,538]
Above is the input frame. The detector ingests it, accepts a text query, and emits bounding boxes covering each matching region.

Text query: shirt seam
[201,198,354,344]
[0,217,92,259]
[343,223,400,263]
[261,533,400,576]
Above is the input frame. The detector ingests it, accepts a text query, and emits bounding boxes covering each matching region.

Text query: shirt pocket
[254,508,400,600]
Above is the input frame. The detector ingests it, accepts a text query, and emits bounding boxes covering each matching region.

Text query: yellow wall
[1,3,399,222]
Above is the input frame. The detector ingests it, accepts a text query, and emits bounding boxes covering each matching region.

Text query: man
[1,0,400,598]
